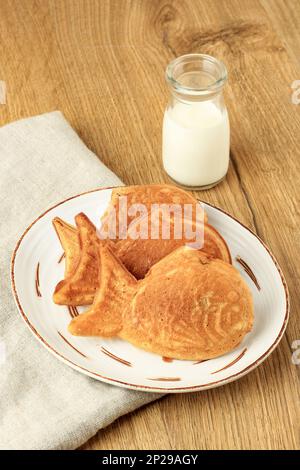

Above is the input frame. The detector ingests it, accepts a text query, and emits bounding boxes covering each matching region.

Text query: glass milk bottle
[162,54,230,189]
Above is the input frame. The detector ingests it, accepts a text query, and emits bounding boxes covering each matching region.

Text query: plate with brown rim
[11,187,289,392]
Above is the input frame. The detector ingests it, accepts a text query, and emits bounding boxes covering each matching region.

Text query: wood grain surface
[1,0,299,450]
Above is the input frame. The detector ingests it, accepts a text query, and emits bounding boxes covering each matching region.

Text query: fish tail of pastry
[68,245,137,337]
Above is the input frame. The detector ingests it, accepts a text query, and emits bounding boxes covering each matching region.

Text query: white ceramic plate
[11,187,289,393]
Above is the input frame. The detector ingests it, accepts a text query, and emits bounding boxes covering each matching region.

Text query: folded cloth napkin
[0,111,160,450]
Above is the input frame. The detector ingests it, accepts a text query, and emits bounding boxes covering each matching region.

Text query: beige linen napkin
[0,111,159,450]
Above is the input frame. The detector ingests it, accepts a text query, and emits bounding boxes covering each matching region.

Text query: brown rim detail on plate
[162,356,173,363]
[101,346,132,367]
[35,262,42,297]
[57,331,88,358]
[67,306,79,318]
[58,252,65,264]
[10,187,290,392]
[236,256,261,291]
[148,377,181,382]
[212,348,247,374]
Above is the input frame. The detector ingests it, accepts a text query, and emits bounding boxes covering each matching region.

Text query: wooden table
[1,0,299,450]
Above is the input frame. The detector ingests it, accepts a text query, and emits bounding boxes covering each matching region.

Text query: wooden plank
[0,0,299,450]
[261,0,300,66]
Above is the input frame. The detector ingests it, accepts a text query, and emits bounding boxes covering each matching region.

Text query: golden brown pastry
[69,245,253,361]
[114,220,231,279]
[52,217,79,277]
[53,214,230,281]
[53,213,99,306]
[68,245,137,336]
[100,184,208,239]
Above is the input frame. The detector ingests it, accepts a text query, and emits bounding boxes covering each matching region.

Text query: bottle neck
[166,53,227,110]
[169,88,225,110]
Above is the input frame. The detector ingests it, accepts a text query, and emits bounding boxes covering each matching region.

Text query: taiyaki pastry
[114,218,231,279]
[68,245,253,361]
[53,213,100,306]
[52,181,229,281]
[53,212,230,281]
[100,184,208,239]
[52,217,80,278]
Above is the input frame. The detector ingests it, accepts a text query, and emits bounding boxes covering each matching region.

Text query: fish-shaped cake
[68,244,253,361]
